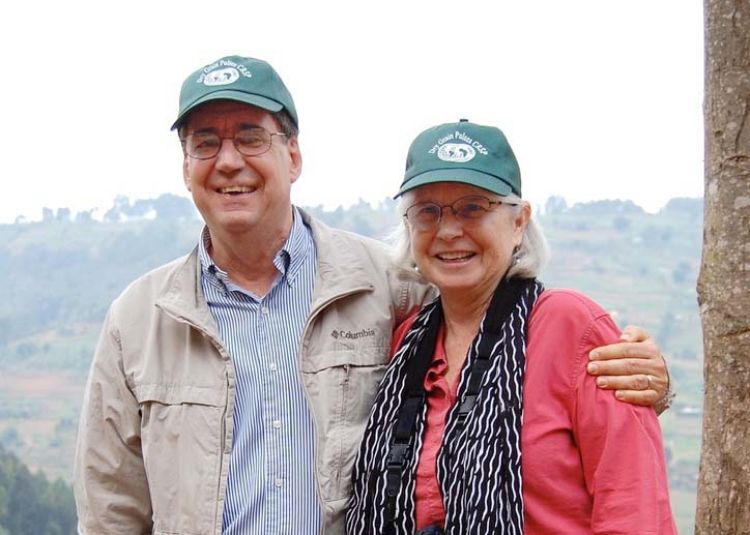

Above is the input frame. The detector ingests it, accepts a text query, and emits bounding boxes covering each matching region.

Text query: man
[74,55,672,535]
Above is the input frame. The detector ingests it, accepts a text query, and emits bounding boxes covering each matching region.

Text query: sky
[1,0,704,222]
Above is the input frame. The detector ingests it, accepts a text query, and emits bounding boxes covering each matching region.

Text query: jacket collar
[155,208,376,332]
[155,249,221,339]
[299,208,375,308]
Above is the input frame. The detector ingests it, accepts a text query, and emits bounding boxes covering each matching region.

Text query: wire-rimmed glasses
[404,195,519,231]
[181,126,287,159]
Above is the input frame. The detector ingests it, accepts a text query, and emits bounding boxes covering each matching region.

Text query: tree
[0,445,75,534]
[544,195,568,215]
[55,208,71,222]
[696,1,750,533]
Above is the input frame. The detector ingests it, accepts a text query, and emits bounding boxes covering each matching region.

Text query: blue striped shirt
[198,208,322,535]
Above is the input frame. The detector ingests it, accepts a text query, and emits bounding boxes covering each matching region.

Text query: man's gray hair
[272,109,299,139]
[391,193,549,279]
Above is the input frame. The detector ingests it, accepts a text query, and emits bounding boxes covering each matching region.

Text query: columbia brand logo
[331,328,376,340]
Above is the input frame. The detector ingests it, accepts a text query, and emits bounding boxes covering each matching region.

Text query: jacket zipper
[160,310,234,535]
[211,339,232,535]
[299,286,372,535]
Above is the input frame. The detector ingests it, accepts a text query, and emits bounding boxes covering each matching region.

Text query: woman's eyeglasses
[404,195,518,231]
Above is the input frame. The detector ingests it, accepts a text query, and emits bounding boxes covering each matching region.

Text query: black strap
[382,277,533,533]
[455,278,528,423]
[383,304,442,533]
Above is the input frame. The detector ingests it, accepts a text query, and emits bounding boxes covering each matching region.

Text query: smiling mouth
[436,252,475,262]
[217,186,256,195]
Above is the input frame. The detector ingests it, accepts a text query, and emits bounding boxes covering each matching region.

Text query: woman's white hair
[391,192,549,279]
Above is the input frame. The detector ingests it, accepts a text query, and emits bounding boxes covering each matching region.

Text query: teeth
[218,186,254,194]
[437,252,473,261]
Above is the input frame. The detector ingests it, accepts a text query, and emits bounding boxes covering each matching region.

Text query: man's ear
[286,137,302,184]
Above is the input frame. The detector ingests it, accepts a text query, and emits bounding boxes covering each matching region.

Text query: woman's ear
[514,202,532,245]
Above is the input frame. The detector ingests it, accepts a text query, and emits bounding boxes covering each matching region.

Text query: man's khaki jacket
[74,211,433,535]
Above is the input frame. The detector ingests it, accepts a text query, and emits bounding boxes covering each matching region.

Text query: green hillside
[0,194,704,533]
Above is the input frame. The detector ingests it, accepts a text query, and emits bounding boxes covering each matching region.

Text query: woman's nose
[435,209,464,239]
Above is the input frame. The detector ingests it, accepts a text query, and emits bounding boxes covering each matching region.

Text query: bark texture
[696,0,750,533]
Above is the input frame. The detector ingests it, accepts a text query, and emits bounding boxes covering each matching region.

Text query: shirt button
[262,306,269,315]
[269,362,277,372]
[273,419,282,429]
[275,478,284,487]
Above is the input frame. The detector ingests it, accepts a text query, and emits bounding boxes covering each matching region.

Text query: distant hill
[0,193,704,533]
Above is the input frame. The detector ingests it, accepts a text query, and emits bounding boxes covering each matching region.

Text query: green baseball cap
[396,119,521,198]
[171,55,298,130]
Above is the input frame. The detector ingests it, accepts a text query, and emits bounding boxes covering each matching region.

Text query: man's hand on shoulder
[587,325,673,414]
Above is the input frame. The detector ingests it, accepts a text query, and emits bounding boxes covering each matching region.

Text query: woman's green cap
[396,119,521,198]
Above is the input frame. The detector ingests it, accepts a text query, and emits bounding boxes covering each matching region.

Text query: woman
[347,120,676,534]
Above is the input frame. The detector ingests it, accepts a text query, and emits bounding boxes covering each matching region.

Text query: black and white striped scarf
[347,277,543,535]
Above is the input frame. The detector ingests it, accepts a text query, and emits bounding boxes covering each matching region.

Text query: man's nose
[214,138,244,171]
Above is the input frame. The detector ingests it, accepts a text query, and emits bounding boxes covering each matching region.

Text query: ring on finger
[645,374,654,389]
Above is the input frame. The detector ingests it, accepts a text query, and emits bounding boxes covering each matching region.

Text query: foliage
[0,444,75,534]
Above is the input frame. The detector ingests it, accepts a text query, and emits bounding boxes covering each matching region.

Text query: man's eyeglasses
[404,195,519,231]
[181,126,287,160]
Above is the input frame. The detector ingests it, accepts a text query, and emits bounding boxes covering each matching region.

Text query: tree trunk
[696,0,750,533]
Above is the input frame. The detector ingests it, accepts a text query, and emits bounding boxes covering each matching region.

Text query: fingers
[611,389,661,407]
[593,372,667,393]
[620,325,652,342]
[587,357,663,378]
[588,344,670,401]
[588,326,671,406]
[591,365,669,406]
[619,324,650,343]
[589,339,660,362]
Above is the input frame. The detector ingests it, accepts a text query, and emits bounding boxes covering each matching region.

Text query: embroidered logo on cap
[196,59,254,86]
[428,130,488,162]
[437,143,476,163]
[203,67,240,86]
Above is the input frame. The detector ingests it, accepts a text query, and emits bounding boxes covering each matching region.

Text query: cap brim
[170,90,284,130]
[395,168,514,198]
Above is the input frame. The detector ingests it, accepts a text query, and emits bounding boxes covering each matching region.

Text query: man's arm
[74,310,153,534]
[586,324,674,413]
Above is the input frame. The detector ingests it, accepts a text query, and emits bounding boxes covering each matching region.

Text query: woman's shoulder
[529,288,621,355]
[391,309,422,356]
[526,288,622,396]
[532,288,610,321]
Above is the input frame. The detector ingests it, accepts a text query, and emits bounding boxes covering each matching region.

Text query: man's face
[181,100,302,238]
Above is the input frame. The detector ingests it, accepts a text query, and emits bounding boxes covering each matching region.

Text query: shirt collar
[198,207,312,291]
[282,206,313,285]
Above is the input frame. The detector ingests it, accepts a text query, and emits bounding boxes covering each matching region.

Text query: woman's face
[404,182,529,301]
